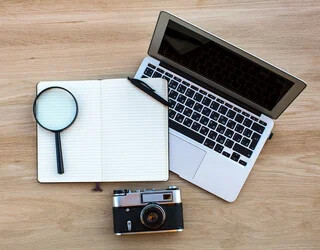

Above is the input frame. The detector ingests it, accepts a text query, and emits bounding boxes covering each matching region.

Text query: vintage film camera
[113,186,184,235]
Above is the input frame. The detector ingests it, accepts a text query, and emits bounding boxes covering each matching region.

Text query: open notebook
[37,78,168,182]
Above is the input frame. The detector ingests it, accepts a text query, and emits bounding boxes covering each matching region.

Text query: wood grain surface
[0,1,319,249]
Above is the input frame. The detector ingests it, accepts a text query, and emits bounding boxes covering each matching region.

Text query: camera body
[113,186,184,235]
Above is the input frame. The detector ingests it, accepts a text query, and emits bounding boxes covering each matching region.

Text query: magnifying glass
[33,87,78,174]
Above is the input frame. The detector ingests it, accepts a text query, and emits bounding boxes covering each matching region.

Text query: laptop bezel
[148,11,306,119]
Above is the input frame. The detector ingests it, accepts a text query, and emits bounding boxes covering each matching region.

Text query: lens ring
[33,86,78,132]
[140,204,166,229]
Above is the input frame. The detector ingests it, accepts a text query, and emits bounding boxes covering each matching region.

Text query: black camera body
[113,186,184,235]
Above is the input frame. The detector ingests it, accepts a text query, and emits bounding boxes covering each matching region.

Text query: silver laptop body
[135,11,306,202]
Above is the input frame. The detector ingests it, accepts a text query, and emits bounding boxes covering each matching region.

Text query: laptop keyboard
[141,63,268,167]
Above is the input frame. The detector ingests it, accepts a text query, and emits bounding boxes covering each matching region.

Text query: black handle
[55,132,64,174]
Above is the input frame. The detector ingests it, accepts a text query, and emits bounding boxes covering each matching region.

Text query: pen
[127,77,169,107]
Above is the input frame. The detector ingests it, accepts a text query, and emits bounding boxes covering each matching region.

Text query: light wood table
[0,1,319,249]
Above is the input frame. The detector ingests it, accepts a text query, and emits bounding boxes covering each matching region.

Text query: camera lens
[140,204,166,229]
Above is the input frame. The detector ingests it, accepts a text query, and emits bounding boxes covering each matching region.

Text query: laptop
[134,11,306,202]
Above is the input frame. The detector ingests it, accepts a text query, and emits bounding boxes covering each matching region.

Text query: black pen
[127,77,169,107]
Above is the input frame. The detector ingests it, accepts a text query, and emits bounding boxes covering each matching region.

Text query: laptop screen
[158,20,294,111]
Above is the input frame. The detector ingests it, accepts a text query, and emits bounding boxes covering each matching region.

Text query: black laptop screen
[158,20,294,111]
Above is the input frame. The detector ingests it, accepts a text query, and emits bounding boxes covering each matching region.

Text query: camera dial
[140,204,166,229]
[113,189,128,195]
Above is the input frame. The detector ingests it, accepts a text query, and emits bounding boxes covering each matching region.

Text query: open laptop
[134,11,306,202]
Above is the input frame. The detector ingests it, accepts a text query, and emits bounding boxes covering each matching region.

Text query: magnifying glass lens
[35,88,77,131]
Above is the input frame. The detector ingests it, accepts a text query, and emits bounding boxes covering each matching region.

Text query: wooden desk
[0,1,319,249]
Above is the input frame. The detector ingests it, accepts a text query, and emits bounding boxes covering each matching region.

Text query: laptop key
[165,72,173,78]
[226,109,236,119]
[162,76,170,82]
[225,139,234,148]
[224,129,234,138]
[210,101,219,110]
[210,111,220,121]
[243,118,253,127]
[233,133,242,142]
[181,80,190,86]
[222,151,230,158]
[233,143,253,158]
[175,103,184,113]
[194,93,203,102]
[235,114,244,123]
[249,132,261,150]
[225,103,233,109]
[226,120,236,129]
[144,67,154,77]
[251,116,259,122]
[200,126,209,136]
[216,124,226,134]
[231,152,240,162]
[185,88,195,98]
[175,113,185,123]
[259,120,267,126]
[204,138,215,149]
[169,110,176,119]
[169,119,205,144]
[177,94,187,104]
[217,135,226,144]
[218,115,228,125]
[202,107,211,116]
[169,80,179,89]
[243,128,253,138]
[169,90,178,99]
[168,99,176,108]
[252,122,265,134]
[208,120,218,130]
[156,68,164,73]
[185,98,195,108]
[200,90,207,95]
[191,121,201,131]
[174,76,182,82]
[241,137,251,147]
[208,94,216,100]
[200,116,209,126]
[183,107,193,117]
[177,84,187,94]
[242,111,250,117]
[194,103,203,112]
[233,107,241,113]
[216,98,224,104]
[202,97,211,106]
[239,160,247,166]
[191,112,201,121]
[218,105,228,115]
[148,63,156,69]
[251,132,261,141]
[235,124,244,133]
[214,144,224,153]
[191,85,199,91]
[208,130,217,140]
[152,71,162,78]
[183,117,193,127]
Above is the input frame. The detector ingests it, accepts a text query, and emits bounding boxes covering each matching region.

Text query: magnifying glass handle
[55,132,64,174]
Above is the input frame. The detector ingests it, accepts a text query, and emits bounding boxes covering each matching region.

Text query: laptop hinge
[160,61,262,117]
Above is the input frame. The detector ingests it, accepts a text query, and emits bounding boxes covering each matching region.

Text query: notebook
[37,78,168,182]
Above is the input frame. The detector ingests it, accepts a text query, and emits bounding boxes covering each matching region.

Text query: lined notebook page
[37,81,102,182]
[101,78,168,181]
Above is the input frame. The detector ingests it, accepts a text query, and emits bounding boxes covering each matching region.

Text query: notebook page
[37,81,102,182]
[100,78,168,181]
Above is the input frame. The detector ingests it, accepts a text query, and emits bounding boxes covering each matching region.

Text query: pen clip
[127,77,155,92]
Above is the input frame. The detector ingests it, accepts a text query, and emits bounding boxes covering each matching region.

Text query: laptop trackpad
[169,134,206,179]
